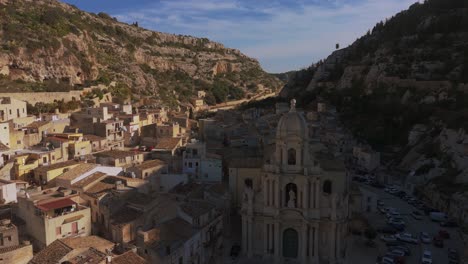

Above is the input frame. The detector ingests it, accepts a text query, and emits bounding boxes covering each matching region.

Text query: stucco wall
[0,91,83,104]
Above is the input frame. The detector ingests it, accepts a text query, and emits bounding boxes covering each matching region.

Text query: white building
[183,141,222,182]
[0,179,17,204]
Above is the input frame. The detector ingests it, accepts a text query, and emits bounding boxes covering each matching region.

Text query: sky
[61,0,419,73]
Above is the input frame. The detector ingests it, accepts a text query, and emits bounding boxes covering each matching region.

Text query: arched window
[287,148,296,165]
[285,183,297,208]
[323,180,332,194]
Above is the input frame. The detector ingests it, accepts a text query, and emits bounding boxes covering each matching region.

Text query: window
[189,162,193,168]
[178,257,183,264]
[56,227,61,236]
[195,162,199,166]
[288,148,296,165]
[323,180,332,194]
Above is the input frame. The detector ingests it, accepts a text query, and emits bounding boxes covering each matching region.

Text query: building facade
[240,101,349,264]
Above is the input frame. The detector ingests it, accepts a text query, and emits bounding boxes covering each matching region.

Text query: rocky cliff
[0,0,281,106]
[281,0,468,148]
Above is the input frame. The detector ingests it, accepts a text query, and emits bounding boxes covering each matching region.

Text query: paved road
[347,184,465,264]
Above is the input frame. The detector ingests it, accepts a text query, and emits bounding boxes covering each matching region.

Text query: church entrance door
[282,228,298,258]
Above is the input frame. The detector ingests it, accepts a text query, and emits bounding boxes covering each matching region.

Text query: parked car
[411,211,423,220]
[139,146,147,151]
[388,245,411,256]
[448,248,460,263]
[389,223,405,231]
[440,221,458,227]
[380,235,397,242]
[387,218,405,226]
[385,240,403,247]
[377,256,395,264]
[430,212,448,222]
[377,226,397,234]
[396,233,418,244]
[420,232,431,243]
[421,250,432,264]
[384,254,405,264]
[389,249,405,257]
[386,211,401,219]
[378,200,385,206]
[438,229,450,239]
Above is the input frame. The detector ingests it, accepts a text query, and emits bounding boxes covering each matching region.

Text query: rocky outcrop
[0,0,282,103]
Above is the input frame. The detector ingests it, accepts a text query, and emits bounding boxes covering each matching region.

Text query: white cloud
[113,0,419,72]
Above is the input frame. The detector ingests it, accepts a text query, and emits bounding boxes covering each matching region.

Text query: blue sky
[61,0,419,73]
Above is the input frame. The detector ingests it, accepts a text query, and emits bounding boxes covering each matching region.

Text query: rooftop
[95,150,139,159]
[0,142,9,151]
[67,247,106,264]
[30,239,73,264]
[61,236,114,250]
[33,160,79,174]
[132,159,165,170]
[58,163,99,181]
[72,172,107,190]
[154,138,181,150]
[180,200,215,218]
[83,134,106,141]
[24,120,50,129]
[111,206,143,226]
[112,250,147,264]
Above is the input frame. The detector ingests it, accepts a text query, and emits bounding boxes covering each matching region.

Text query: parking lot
[347,184,465,264]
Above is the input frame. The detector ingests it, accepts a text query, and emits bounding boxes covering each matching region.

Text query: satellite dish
[121,126,128,132]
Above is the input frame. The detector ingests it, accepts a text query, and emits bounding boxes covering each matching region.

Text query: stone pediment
[279,208,304,220]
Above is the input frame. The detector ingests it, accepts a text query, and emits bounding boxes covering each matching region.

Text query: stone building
[239,100,349,264]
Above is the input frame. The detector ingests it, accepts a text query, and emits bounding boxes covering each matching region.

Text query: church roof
[276,99,308,139]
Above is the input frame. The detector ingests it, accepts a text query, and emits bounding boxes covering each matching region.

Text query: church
[239,99,349,264]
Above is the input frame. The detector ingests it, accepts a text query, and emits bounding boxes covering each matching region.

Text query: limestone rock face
[0,0,282,102]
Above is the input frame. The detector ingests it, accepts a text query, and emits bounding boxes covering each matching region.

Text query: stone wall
[0,91,83,104]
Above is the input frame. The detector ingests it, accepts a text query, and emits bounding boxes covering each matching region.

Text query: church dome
[276,99,308,139]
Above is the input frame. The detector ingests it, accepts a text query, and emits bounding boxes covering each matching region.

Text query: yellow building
[12,154,39,181]
[16,188,91,250]
[33,160,80,185]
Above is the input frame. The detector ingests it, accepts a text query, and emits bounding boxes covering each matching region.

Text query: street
[347,184,465,264]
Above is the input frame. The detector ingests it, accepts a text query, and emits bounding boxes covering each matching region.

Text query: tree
[336,43,340,50]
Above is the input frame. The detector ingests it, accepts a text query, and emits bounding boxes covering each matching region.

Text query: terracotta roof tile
[154,138,181,150]
[58,163,99,181]
[112,251,147,264]
[95,150,139,159]
[61,236,114,250]
[30,240,73,264]
[33,160,79,173]
[133,159,165,170]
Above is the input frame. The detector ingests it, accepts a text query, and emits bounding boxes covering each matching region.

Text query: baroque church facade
[240,100,349,264]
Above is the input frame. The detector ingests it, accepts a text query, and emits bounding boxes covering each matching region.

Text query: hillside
[281,0,468,149]
[0,0,282,106]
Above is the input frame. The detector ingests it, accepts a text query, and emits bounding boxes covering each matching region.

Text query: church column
[301,224,307,263]
[263,179,268,207]
[329,222,336,264]
[274,222,280,263]
[242,217,247,255]
[336,223,341,261]
[247,218,253,257]
[302,184,307,210]
[313,224,319,262]
[264,223,269,255]
[314,179,320,209]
